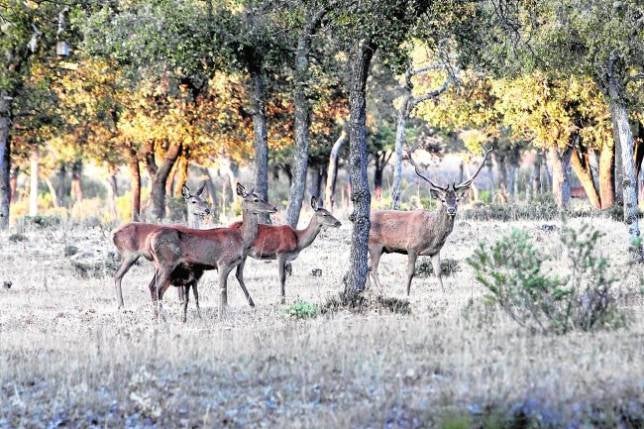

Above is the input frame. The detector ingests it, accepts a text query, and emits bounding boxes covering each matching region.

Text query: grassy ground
[0,215,643,428]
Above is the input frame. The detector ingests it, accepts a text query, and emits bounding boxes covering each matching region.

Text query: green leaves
[467,224,626,334]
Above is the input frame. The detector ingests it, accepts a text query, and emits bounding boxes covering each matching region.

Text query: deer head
[236,183,278,215]
[407,149,492,217]
[311,196,341,227]
[182,184,211,218]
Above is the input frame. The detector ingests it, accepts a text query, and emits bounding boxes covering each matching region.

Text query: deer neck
[296,215,323,250]
[240,208,260,250]
[432,205,456,237]
[187,208,200,229]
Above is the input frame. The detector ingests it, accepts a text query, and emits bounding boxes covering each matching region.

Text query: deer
[112,183,212,315]
[368,148,491,295]
[146,183,277,320]
[228,196,341,304]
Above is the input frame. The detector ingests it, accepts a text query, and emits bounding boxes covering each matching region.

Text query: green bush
[286,300,318,319]
[467,224,626,334]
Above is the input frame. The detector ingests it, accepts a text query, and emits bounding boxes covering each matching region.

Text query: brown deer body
[112,184,211,317]
[147,184,277,319]
[229,197,341,303]
[368,149,491,294]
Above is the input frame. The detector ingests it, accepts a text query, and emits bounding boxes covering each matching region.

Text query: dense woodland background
[1,0,643,296]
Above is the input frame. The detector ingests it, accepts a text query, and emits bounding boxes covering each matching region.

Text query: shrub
[286,300,318,319]
[467,224,626,334]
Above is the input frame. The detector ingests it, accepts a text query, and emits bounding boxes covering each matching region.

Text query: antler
[406,150,447,192]
[455,148,493,190]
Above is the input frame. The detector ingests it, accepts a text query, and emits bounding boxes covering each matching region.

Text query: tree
[0,1,84,228]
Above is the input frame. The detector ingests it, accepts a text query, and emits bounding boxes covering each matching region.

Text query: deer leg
[218,265,234,319]
[177,286,186,305]
[113,254,139,308]
[182,284,190,323]
[285,262,292,277]
[235,258,255,308]
[368,246,384,290]
[192,282,202,319]
[149,269,170,320]
[430,253,445,292]
[278,255,287,304]
[406,252,418,296]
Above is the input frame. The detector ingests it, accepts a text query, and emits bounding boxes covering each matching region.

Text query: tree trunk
[0,93,12,229]
[29,147,39,216]
[324,125,348,209]
[173,157,189,198]
[548,146,572,209]
[248,63,270,223]
[45,179,60,208]
[531,150,542,197]
[608,78,641,257]
[9,166,19,203]
[308,166,323,200]
[71,160,83,203]
[200,166,216,205]
[391,93,412,209]
[344,40,375,299]
[613,119,624,205]
[373,156,385,200]
[570,148,601,209]
[55,163,67,206]
[286,21,315,227]
[495,153,508,201]
[598,141,615,209]
[107,163,118,219]
[128,149,141,221]
[149,143,182,220]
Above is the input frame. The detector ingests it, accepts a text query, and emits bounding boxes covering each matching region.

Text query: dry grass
[1,217,643,428]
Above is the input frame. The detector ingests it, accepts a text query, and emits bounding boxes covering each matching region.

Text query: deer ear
[195,182,207,197]
[311,196,318,210]
[236,183,247,197]
[182,185,191,199]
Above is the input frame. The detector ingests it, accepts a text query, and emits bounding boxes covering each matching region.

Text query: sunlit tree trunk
[570,148,601,209]
[324,125,348,209]
[599,141,615,209]
[344,39,375,299]
[107,163,118,219]
[128,148,141,221]
[173,156,189,198]
[148,142,182,220]
[71,160,83,204]
[9,166,19,203]
[29,147,39,216]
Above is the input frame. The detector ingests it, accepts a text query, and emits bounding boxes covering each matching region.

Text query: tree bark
[608,77,641,257]
[128,149,141,221]
[324,125,348,209]
[286,8,326,227]
[373,154,385,200]
[55,163,67,206]
[548,146,572,208]
[45,179,60,208]
[0,93,12,229]
[570,148,601,209]
[598,141,615,209]
[173,157,189,198]
[149,142,182,220]
[531,150,542,197]
[9,166,19,203]
[344,40,375,299]
[29,147,39,216]
[200,166,216,205]
[391,93,412,209]
[71,160,83,203]
[107,163,118,219]
[308,166,323,200]
[248,63,270,223]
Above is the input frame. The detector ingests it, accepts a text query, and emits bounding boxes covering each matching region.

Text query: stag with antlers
[368,149,491,294]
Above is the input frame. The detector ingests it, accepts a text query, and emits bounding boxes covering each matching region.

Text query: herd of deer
[111,150,491,322]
